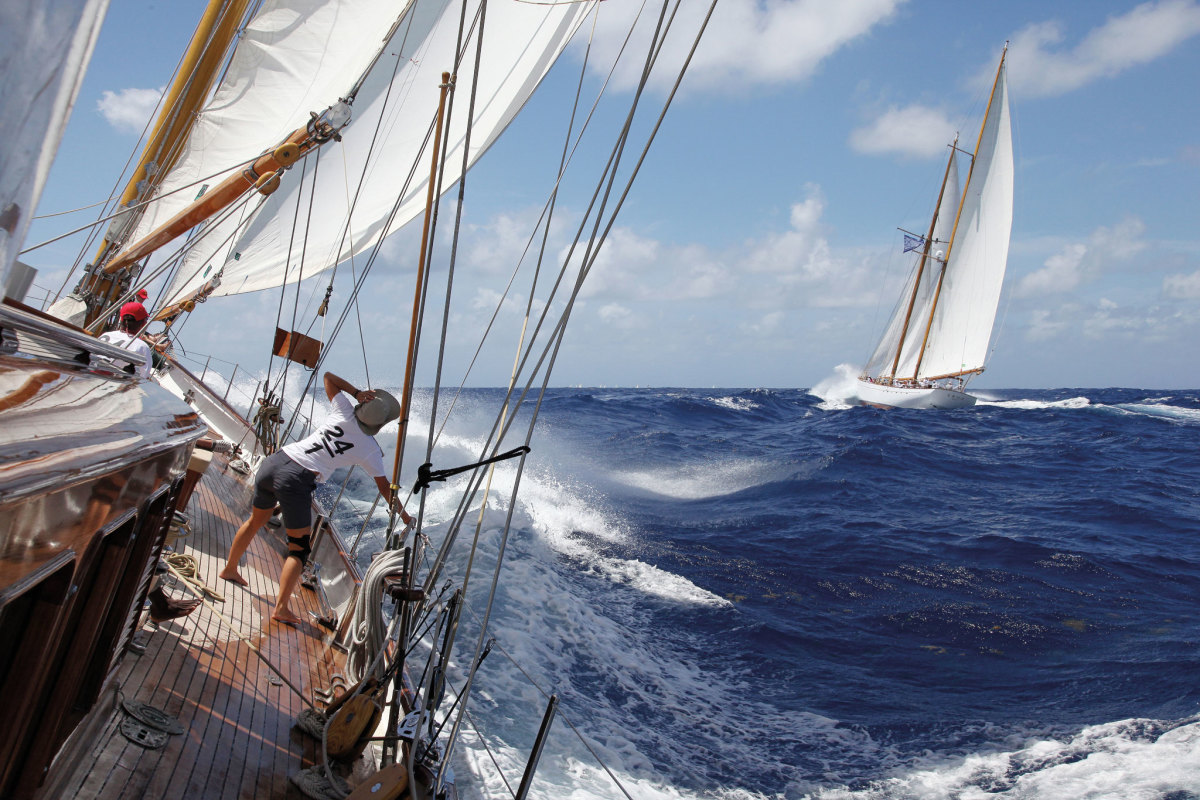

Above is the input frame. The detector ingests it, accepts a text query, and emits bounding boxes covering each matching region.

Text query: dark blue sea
[326,384,1200,800]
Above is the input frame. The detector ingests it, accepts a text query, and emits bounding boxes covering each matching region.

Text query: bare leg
[220,505,275,585]
[272,525,310,625]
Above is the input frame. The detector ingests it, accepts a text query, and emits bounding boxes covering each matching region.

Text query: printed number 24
[304,425,354,457]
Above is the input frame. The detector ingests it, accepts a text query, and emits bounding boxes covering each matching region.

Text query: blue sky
[26,0,1200,389]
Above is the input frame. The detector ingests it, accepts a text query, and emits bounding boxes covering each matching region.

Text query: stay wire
[434,6,695,787]
[428,2,619,449]
[428,9,715,785]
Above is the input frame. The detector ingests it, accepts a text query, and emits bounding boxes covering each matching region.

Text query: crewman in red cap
[98,300,153,378]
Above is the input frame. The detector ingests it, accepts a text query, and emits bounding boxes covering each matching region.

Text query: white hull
[855,379,977,410]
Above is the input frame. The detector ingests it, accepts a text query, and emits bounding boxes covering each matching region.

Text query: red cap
[136,289,148,300]
[120,301,149,322]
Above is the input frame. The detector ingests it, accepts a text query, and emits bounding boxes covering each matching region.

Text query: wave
[1112,402,1200,424]
[977,396,1092,410]
[809,364,864,410]
[800,715,1200,800]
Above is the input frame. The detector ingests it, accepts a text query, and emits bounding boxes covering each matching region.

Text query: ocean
[319,380,1200,800]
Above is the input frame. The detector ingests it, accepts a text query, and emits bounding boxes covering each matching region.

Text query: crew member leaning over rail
[220,372,412,625]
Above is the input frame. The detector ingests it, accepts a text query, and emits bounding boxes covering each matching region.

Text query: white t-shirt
[97,330,153,379]
[282,393,388,482]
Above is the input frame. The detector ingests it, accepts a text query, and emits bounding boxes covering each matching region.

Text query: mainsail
[128,0,592,305]
[918,59,1012,379]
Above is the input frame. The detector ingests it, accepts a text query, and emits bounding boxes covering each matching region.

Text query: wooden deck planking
[64,453,356,800]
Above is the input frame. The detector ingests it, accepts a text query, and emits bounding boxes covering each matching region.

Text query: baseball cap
[120,301,149,322]
[355,390,401,436]
[136,289,148,300]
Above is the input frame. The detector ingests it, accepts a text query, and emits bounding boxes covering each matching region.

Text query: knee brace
[286,532,312,565]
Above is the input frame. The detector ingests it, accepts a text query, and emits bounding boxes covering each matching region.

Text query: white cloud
[97,87,164,135]
[1015,217,1148,297]
[1017,243,1088,297]
[589,0,904,92]
[1025,308,1070,342]
[598,303,635,329]
[1005,0,1200,97]
[742,310,784,336]
[849,104,957,158]
[1163,270,1200,299]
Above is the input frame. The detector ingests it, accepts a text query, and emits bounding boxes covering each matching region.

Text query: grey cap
[355,390,401,436]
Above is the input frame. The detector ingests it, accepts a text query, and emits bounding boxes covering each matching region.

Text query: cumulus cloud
[1015,217,1148,297]
[1163,270,1200,299]
[849,105,958,158]
[1004,0,1200,97]
[97,87,163,134]
[1025,308,1071,342]
[589,0,904,92]
[598,303,635,328]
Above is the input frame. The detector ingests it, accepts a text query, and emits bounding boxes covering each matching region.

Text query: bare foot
[272,609,303,626]
[219,568,249,586]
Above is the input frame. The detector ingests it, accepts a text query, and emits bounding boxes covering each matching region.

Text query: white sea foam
[977,396,1092,410]
[710,395,759,412]
[1114,402,1200,424]
[799,716,1200,800]
[617,457,778,500]
[810,364,863,410]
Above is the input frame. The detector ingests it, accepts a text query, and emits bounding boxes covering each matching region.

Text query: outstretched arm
[374,475,413,526]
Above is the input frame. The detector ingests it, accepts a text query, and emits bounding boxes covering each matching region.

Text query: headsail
[131,0,592,305]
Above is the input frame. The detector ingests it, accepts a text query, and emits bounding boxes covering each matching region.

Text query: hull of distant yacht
[856,379,977,410]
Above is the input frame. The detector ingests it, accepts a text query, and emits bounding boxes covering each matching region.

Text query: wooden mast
[80,0,253,325]
[883,136,958,384]
[910,45,1007,383]
[391,72,454,489]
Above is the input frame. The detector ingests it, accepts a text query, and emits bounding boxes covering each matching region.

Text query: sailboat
[1,1,716,798]
[856,48,1013,410]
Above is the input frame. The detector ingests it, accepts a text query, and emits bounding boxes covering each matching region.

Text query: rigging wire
[426,3,718,794]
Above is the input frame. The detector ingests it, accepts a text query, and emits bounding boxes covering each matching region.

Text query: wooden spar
[82,0,252,322]
[923,367,985,381]
[884,137,959,383]
[392,72,453,487]
[112,0,251,224]
[99,101,352,282]
[911,45,1007,381]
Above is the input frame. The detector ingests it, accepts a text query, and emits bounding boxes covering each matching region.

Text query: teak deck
[60,453,356,799]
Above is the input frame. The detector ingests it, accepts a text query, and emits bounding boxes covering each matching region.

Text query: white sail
[0,0,108,288]
[141,0,592,304]
[917,61,1012,379]
[864,149,960,380]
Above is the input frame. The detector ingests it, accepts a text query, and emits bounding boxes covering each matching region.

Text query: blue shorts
[253,451,316,530]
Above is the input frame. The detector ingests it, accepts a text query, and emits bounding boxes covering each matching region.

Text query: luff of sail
[917,57,1012,380]
[130,0,593,307]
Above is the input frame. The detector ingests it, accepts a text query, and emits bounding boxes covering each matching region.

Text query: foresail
[918,60,1012,379]
[864,150,960,380]
[154,0,591,304]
